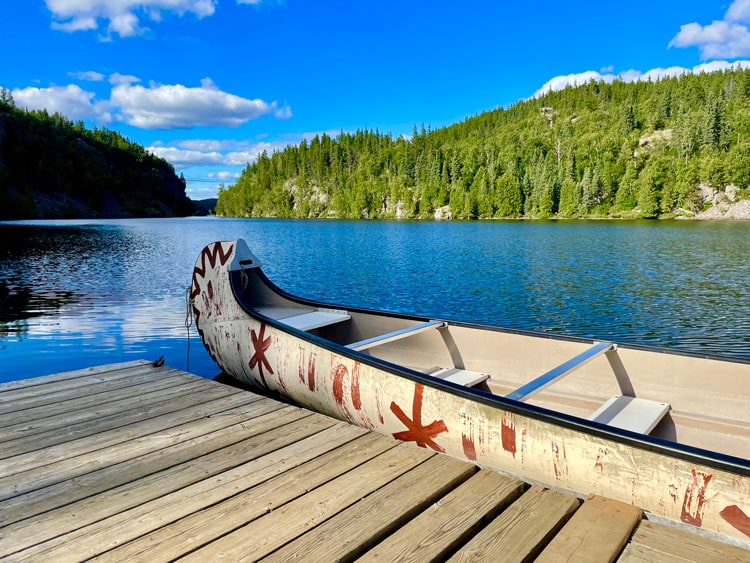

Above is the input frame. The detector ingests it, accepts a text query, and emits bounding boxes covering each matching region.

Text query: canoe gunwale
[229,268,750,477]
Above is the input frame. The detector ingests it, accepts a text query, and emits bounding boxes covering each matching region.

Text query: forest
[0,90,194,219]
[217,68,750,220]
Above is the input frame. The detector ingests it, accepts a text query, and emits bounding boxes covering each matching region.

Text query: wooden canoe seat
[346,320,446,352]
[588,395,670,434]
[259,307,351,331]
[429,367,490,387]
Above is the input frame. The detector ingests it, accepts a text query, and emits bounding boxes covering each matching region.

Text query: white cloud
[45,0,217,38]
[147,146,224,167]
[210,171,241,180]
[147,138,293,170]
[669,0,750,59]
[110,78,278,129]
[109,72,140,85]
[533,61,750,97]
[274,105,293,119]
[533,70,610,97]
[11,84,112,122]
[9,74,287,132]
[728,0,750,21]
[68,70,106,81]
[225,141,287,165]
[177,139,229,151]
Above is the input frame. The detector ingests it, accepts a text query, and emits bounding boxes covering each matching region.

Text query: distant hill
[217,67,750,220]
[192,198,217,216]
[0,92,195,220]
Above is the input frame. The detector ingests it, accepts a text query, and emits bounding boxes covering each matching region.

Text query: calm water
[1,218,749,383]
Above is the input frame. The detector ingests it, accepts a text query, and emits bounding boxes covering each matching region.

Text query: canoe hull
[191,240,750,545]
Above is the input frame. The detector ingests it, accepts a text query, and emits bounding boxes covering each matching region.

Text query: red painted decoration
[501,416,517,457]
[249,324,273,387]
[462,434,477,461]
[390,384,448,452]
[680,469,713,527]
[720,504,750,537]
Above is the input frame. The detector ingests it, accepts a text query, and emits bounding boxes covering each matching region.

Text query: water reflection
[1,218,748,384]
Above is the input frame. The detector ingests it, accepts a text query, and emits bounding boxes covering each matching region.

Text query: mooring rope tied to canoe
[185,284,194,372]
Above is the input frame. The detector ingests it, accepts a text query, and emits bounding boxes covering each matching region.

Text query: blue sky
[4,1,750,200]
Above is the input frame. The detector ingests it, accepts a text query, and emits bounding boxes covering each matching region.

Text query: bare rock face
[434,205,452,220]
[695,184,750,220]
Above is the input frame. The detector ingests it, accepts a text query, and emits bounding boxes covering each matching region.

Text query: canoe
[191,239,750,544]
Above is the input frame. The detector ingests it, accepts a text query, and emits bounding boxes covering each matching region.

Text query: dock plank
[179,442,437,561]
[0,411,340,559]
[0,381,241,464]
[85,431,396,562]
[0,365,185,416]
[0,391,267,498]
[358,469,527,562]
[536,495,642,563]
[618,520,750,563]
[1,362,747,563]
[0,361,155,400]
[449,485,581,562]
[0,399,292,525]
[13,423,374,562]
[0,371,198,437]
[263,453,478,562]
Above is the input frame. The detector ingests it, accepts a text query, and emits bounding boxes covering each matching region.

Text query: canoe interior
[235,265,750,461]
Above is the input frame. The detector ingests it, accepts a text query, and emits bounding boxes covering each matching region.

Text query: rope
[185,285,194,373]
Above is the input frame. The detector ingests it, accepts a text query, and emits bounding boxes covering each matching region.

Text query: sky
[4,1,750,201]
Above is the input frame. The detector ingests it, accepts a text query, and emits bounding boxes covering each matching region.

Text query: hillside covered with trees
[0,90,195,219]
[217,68,750,220]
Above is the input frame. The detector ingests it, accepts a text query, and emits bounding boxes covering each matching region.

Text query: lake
[1,217,749,384]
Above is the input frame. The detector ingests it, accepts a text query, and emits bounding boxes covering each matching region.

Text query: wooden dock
[1,360,748,562]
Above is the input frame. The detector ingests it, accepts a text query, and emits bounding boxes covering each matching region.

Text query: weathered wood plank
[616,542,688,562]
[0,379,239,461]
[619,520,750,563]
[55,430,396,561]
[0,362,163,405]
[0,360,153,394]
[0,368,189,418]
[179,443,437,562]
[0,397,287,523]
[0,371,197,433]
[449,485,581,562]
[0,412,343,559]
[536,494,642,563]
[358,469,526,563]
[0,390,263,493]
[24,427,387,562]
[85,430,390,562]
[264,453,477,562]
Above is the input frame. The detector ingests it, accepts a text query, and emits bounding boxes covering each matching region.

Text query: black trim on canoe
[228,267,750,476]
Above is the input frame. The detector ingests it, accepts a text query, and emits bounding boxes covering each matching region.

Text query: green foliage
[218,68,750,219]
[0,103,193,219]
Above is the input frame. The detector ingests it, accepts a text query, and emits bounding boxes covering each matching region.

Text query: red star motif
[249,324,273,386]
[390,383,447,452]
